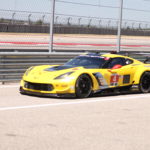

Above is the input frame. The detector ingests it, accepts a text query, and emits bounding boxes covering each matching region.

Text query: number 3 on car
[110,74,120,86]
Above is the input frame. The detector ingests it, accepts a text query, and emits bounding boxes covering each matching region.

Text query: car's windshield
[64,56,107,69]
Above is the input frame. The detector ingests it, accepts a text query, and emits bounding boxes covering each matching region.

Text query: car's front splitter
[20,86,76,98]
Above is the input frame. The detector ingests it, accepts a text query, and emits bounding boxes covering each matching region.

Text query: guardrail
[0,51,150,84]
[0,52,78,84]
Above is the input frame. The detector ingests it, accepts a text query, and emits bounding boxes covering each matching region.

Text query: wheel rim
[141,75,150,90]
[78,77,91,94]
[76,75,92,97]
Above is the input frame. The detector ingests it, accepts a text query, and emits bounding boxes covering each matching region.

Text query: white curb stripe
[0,85,19,88]
[0,94,150,111]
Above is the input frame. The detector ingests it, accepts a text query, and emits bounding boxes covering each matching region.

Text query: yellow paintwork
[20,53,150,95]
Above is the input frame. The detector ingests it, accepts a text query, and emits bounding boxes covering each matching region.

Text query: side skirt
[93,85,138,95]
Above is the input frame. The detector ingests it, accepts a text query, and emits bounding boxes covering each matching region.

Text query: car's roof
[102,53,128,58]
[82,53,130,59]
[81,53,143,64]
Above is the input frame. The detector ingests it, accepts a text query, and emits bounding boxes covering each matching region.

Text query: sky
[0,0,150,27]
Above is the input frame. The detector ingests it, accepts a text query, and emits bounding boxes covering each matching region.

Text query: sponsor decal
[110,74,120,86]
[123,75,130,84]
[93,73,108,89]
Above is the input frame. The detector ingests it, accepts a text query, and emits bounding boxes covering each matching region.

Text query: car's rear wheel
[139,72,150,93]
[75,74,92,98]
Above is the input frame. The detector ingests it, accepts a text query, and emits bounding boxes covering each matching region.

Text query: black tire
[139,72,150,93]
[75,74,92,98]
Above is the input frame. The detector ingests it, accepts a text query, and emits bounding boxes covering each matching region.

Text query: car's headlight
[54,72,74,80]
[25,66,34,76]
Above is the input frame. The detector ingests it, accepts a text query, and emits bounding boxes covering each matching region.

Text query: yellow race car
[20,52,150,98]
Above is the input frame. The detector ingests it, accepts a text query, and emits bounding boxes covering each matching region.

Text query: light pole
[12,12,16,24]
[55,16,59,25]
[12,0,17,24]
[28,14,32,25]
[42,15,45,25]
[117,0,123,53]
[49,0,55,53]
[78,18,82,26]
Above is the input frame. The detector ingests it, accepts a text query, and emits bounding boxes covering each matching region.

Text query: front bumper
[20,86,76,98]
[20,79,76,98]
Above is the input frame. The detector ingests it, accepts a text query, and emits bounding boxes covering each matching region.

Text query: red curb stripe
[0,41,150,47]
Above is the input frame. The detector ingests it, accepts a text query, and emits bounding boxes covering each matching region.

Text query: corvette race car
[20,52,150,98]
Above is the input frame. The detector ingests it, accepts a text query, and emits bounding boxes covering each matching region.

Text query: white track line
[0,94,150,111]
[0,85,19,88]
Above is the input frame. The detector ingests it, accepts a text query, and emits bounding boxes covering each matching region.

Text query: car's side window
[107,57,126,68]
[125,58,133,65]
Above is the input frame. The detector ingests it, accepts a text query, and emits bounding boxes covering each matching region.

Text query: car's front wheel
[75,74,92,98]
[139,72,150,93]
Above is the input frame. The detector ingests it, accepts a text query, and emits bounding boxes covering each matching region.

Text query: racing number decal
[110,74,120,86]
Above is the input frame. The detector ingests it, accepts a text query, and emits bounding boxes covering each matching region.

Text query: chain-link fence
[1,8,150,30]
[0,0,150,52]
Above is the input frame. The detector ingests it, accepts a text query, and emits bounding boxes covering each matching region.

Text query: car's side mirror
[111,64,122,69]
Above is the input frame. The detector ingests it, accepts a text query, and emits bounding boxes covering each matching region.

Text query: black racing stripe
[45,65,73,71]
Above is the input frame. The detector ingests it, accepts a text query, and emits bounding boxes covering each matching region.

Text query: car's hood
[44,65,75,71]
[23,65,84,83]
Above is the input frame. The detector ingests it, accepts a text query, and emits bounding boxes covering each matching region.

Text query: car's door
[106,57,136,87]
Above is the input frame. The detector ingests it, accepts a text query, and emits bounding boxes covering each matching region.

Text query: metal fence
[1,51,150,84]
[1,6,150,53]
[0,52,77,84]
[1,8,150,30]
[0,23,150,36]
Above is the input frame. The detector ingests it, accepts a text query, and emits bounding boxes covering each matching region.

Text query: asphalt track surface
[1,84,150,150]
[1,33,150,51]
